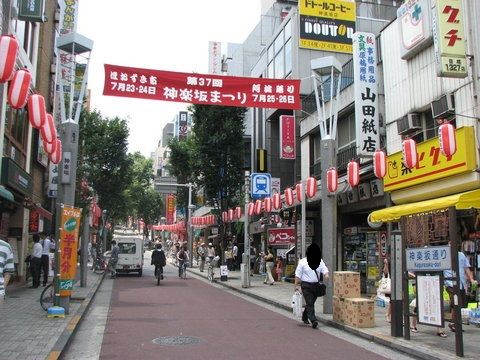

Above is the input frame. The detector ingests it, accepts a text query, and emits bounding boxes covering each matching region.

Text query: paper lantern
[41,113,57,144]
[272,193,281,210]
[49,139,62,164]
[43,139,56,155]
[235,206,242,219]
[254,199,262,215]
[402,138,417,169]
[284,187,294,206]
[438,123,457,157]
[8,69,31,109]
[306,177,317,198]
[228,209,234,221]
[295,183,302,202]
[0,35,18,82]
[248,202,254,217]
[347,160,360,187]
[326,168,338,193]
[27,94,46,128]
[373,149,386,179]
[264,197,272,213]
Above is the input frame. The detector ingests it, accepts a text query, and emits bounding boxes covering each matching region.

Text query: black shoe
[302,318,310,325]
[161,275,164,280]
[312,321,318,329]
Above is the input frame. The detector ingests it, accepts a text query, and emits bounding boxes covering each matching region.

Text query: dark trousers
[31,257,42,287]
[301,282,318,322]
[41,255,50,285]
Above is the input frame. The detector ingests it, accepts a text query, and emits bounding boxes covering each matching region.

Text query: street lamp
[311,56,342,314]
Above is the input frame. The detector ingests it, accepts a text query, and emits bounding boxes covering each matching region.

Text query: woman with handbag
[382,257,392,322]
[293,243,329,329]
[263,247,276,285]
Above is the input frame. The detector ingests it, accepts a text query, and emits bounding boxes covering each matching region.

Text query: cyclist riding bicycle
[177,246,189,278]
[151,243,166,280]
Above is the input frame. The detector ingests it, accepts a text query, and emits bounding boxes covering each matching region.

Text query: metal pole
[80,209,89,287]
[187,184,193,265]
[243,171,251,287]
[301,180,306,258]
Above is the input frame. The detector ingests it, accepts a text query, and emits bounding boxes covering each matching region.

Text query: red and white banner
[166,194,175,224]
[267,227,296,245]
[103,64,301,110]
[279,115,296,159]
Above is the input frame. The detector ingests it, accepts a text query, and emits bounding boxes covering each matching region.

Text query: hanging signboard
[103,64,301,110]
[59,205,82,296]
[279,115,296,159]
[178,111,188,139]
[18,0,46,22]
[406,246,451,271]
[166,194,175,224]
[208,41,222,74]
[353,32,379,157]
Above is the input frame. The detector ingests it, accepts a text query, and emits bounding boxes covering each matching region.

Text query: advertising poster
[59,205,82,296]
[417,273,444,327]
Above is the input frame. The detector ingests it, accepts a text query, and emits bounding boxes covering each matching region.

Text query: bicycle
[40,283,54,311]
[207,256,220,282]
[179,261,188,279]
[154,266,163,285]
[92,254,108,274]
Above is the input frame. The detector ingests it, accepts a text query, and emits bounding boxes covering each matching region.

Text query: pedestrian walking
[294,243,329,329]
[249,246,257,276]
[30,234,43,288]
[263,246,275,285]
[108,240,120,279]
[0,238,14,304]
[197,242,206,272]
[207,242,216,262]
[275,256,283,282]
[232,242,239,271]
[40,233,54,286]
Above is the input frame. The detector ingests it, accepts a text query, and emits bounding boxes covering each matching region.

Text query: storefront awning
[369,189,480,223]
[0,185,14,202]
[34,204,53,221]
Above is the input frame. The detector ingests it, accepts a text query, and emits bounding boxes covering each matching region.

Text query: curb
[45,273,105,360]
[186,267,439,360]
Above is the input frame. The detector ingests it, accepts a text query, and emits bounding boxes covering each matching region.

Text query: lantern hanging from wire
[402,138,417,169]
[326,167,338,193]
[295,183,302,202]
[254,199,263,215]
[27,94,46,128]
[8,68,31,109]
[306,176,317,198]
[347,160,360,187]
[284,187,294,206]
[438,123,457,157]
[0,35,18,83]
[264,197,272,213]
[41,113,57,144]
[235,206,242,220]
[49,139,62,164]
[43,138,56,155]
[373,149,386,179]
[228,209,234,222]
[248,202,255,216]
[272,193,281,210]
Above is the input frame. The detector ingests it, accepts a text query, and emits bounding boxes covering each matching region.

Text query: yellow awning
[369,189,480,223]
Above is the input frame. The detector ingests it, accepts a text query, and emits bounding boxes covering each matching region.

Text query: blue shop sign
[406,245,451,271]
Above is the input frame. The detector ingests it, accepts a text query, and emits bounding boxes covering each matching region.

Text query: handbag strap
[315,269,323,283]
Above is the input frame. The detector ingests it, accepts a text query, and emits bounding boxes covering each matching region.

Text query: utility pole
[242,171,250,288]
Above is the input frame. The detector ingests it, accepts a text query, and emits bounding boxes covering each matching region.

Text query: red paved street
[100,266,388,360]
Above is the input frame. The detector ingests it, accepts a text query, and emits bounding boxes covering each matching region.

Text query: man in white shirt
[232,242,238,271]
[31,234,43,288]
[40,233,54,286]
[0,238,14,304]
[294,243,329,329]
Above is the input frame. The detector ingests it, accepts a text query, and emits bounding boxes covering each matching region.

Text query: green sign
[18,0,46,22]
[64,218,77,232]
[59,279,73,290]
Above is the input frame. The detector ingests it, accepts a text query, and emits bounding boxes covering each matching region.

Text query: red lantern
[373,149,386,179]
[254,199,262,215]
[438,123,456,157]
[295,183,302,202]
[228,208,234,221]
[43,139,56,155]
[27,94,46,129]
[272,193,281,210]
[284,187,294,206]
[306,176,317,198]
[49,139,62,164]
[0,35,19,83]
[264,197,272,213]
[41,113,57,144]
[347,160,360,187]
[326,168,338,193]
[8,69,31,109]
[235,206,242,219]
[402,138,417,169]
[248,202,254,216]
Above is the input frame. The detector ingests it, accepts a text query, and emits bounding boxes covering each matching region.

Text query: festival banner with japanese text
[279,115,296,159]
[103,64,301,110]
[59,206,82,296]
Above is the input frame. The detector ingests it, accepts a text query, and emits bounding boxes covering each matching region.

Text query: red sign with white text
[279,115,296,159]
[166,194,175,225]
[268,227,296,245]
[103,64,301,110]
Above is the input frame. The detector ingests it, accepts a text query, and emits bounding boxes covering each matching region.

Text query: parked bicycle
[40,283,54,311]
[92,252,108,274]
[206,256,220,282]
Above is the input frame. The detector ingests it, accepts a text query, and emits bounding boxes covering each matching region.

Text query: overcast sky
[76,0,262,157]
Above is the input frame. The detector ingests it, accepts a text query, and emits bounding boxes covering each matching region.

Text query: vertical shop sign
[299,0,356,54]
[353,32,379,157]
[29,210,39,233]
[178,111,188,139]
[431,0,467,78]
[47,163,58,197]
[279,115,296,159]
[208,41,222,74]
[61,151,72,183]
[166,194,175,224]
[59,205,81,296]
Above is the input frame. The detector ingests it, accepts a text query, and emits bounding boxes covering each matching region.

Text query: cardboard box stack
[332,271,374,328]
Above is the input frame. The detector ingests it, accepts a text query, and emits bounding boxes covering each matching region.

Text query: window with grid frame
[4,106,28,168]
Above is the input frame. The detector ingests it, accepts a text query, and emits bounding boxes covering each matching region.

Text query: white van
[115,236,144,276]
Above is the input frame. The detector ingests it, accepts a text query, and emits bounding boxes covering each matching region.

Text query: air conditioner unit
[397,113,421,135]
[431,93,455,119]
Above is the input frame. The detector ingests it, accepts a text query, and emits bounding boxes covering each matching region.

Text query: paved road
[92,259,411,360]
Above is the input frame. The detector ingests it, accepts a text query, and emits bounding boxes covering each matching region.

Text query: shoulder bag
[315,270,326,297]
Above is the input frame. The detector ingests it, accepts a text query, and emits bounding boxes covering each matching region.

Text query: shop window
[4,106,28,167]
[337,113,356,150]
[411,109,457,144]
[11,18,37,63]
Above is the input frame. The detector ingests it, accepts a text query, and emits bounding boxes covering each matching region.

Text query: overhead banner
[59,205,82,296]
[279,115,296,159]
[299,0,356,54]
[103,64,301,110]
[353,32,379,157]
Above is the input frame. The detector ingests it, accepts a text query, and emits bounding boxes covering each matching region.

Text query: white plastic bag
[292,291,303,319]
